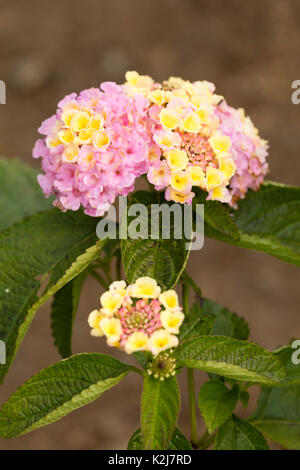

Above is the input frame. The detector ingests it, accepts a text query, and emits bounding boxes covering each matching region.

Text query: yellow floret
[182,81,195,96]
[92,130,110,148]
[99,317,122,343]
[170,171,191,192]
[125,71,140,86]
[100,291,123,315]
[172,88,189,101]
[148,89,167,106]
[159,290,179,311]
[187,166,206,188]
[211,94,224,106]
[168,188,193,203]
[183,112,202,133]
[88,309,105,337]
[62,143,79,163]
[149,329,179,356]
[209,132,231,155]
[131,277,161,299]
[196,108,212,125]
[125,71,153,90]
[58,128,75,145]
[89,114,103,131]
[190,95,203,108]
[159,109,180,130]
[124,332,149,354]
[70,111,90,132]
[165,149,189,171]
[61,108,78,127]
[160,310,184,334]
[218,157,236,180]
[211,184,231,203]
[46,135,62,148]
[206,167,226,190]
[74,127,94,145]
[166,76,185,90]
[109,280,127,298]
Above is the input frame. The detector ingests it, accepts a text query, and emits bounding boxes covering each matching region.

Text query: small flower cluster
[146,351,177,380]
[88,277,184,356]
[124,72,269,206]
[33,72,268,215]
[33,82,153,216]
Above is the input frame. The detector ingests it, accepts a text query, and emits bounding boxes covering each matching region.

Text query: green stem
[90,271,109,290]
[197,432,216,450]
[187,368,198,447]
[104,266,113,284]
[197,429,209,447]
[182,282,198,446]
[182,272,202,298]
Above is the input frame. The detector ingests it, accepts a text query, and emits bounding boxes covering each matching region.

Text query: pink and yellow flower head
[88,277,184,356]
[33,83,154,216]
[122,71,269,206]
[33,71,268,215]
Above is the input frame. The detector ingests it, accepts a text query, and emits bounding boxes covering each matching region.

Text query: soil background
[0,0,299,449]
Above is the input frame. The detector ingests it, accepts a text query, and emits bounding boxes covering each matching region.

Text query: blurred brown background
[0,0,299,449]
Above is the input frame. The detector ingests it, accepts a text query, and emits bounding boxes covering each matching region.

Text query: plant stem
[182,280,189,317]
[116,254,121,280]
[197,429,209,447]
[182,282,198,446]
[90,270,109,290]
[187,368,198,446]
[197,432,216,450]
[196,427,217,449]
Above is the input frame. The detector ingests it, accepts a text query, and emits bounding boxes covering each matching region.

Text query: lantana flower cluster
[88,277,184,356]
[33,72,268,214]
[124,72,269,206]
[33,83,153,216]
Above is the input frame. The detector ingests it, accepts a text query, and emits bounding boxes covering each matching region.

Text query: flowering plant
[0,72,299,450]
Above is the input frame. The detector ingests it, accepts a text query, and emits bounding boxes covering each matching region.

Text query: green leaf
[133,351,152,369]
[198,380,239,433]
[199,299,249,340]
[51,269,88,358]
[0,209,106,385]
[0,353,135,438]
[250,386,300,449]
[127,427,191,450]
[215,415,269,450]
[141,375,180,450]
[167,427,192,450]
[127,429,144,450]
[194,300,249,383]
[0,157,53,232]
[121,191,190,289]
[179,308,215,341]
[250,345,300,449]
[202,182,300,266]
[175,336,286,384]
[273,345,300,385]
[193,188,240,241]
